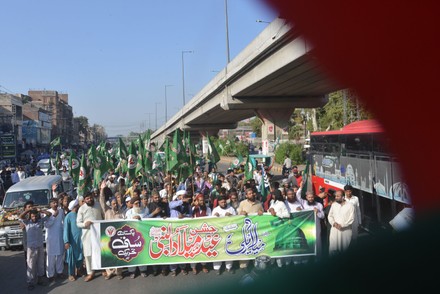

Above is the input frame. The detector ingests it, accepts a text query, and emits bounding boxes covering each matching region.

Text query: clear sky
[0,0,277,136]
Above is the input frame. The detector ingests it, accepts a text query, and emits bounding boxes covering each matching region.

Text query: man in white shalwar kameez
[45,198,65,281]
[328,190,355,256]
[269,190,291,267]
[77,192,103,282]
[212,196,237,274]
[296,185,325,259]
[344,184,362,241]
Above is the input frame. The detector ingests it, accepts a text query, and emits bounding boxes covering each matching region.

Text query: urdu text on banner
[91,211,316,269]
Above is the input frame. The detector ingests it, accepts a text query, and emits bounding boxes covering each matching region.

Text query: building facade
[27,90,73,145]
[22,102,52,147]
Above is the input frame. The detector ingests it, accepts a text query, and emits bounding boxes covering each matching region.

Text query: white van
[0,175,63,250]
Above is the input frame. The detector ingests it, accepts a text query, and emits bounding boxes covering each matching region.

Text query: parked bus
[309,120,411,234]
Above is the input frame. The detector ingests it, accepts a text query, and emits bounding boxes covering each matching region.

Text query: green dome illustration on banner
[270,218,309,252]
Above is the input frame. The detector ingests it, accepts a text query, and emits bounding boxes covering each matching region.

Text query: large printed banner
[91,211,316,269]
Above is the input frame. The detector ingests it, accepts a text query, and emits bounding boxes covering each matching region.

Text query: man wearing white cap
[76,192,103,282]
[63,199,83,281]
[123,196,132,217]
[106,175,118,195]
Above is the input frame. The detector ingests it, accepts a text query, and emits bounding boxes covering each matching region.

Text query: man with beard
[45,198,66,282]
[328,190,355,256]
[212,196,236,274]
[148,190,169,218]
[343,184,362,241]
[77,191,103,282]
[190,194,211,274]
[147,190,169,276]
[237,188,264,217]
[284,188,302,213]
[283,188,307,266]
[63,199,83,281]
[296,183,325,260]
[269,190,290,268]
[99,182,124,280]
[287,166,301,187]
[125,196,149,278]
[106,175,118,195]
[237,188,263,270]
[227,190,240,212]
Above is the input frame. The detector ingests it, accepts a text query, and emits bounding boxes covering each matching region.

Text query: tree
[317,89,373,131]
[249,117,262,137]
[90,124,107,143]
[75,116,89,135]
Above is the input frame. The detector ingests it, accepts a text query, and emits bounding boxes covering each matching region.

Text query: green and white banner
[91,211,316,269]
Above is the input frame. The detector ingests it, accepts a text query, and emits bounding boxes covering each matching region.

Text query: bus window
[372,133,391,155]
[345,134,373,153]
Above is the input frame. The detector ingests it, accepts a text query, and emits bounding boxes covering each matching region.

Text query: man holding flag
[296,161,325,260]
[259,164,270,204]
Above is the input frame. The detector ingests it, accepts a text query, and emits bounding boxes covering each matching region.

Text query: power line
[0,84,15,94]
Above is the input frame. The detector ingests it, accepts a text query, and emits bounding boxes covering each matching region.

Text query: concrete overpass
[151,17,342,153]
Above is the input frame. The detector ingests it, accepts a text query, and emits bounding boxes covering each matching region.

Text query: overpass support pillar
[255,108,294,155]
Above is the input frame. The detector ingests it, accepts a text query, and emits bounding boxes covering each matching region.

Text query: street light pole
[155,102,161,130]
[225,0,230,64]
[181,50,193,106]
[164,84,173,122]
[145,112,152,131]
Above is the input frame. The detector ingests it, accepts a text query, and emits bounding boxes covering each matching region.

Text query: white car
[36,158,55,175]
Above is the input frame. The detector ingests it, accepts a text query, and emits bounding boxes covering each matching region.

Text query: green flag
[115,159,128,175]
[78,153,91,197]
[144,151,153,172]
[55,152,61,175]
[93,169,102,190]
[165,137,178,172]
[97,142,112,173]
[172,129,185,165]
[184,131,196,172]
[69,150,80,184]
[50,136,60,149]
[153,151,164,170]
[207,135,220,164]
[143,130,151,151]
[127,141,138,183]
[136,134,144,175]
[118,137,128,160]
[95,150,108,174]
[244,154,253,181]
[230,154,243,169]
[260,164,270,202]
[158,140,165,152]
[87,144,96,165]
[177,164,191,186]
[301,159,310,199]
[47,157,53,175]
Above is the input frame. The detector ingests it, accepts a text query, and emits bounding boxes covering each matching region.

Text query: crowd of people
[16,158,362,291]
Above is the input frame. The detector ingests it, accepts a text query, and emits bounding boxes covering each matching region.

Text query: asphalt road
[0,248,254,294]
[0,159,272,294]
